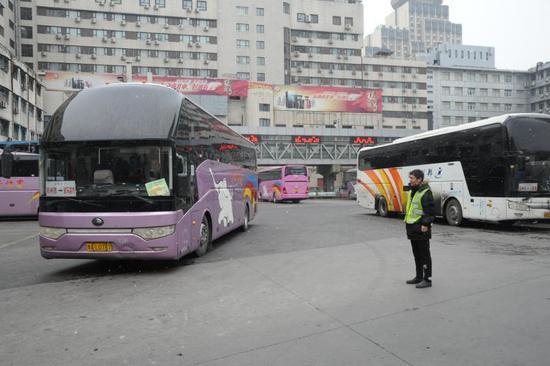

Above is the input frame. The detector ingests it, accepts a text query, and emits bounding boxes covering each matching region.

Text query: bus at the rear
[0,142,40,217]
[258,165,308,203]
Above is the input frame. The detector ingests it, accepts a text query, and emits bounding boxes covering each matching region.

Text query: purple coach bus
[258,165,308,203]
[39,83,258,260]
[0,142,40,217]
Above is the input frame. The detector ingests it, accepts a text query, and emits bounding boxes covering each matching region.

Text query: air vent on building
[135,21,141,27]
[318,69,322,73]
[413,89,417,94]
[179,24,185,30]
[186,8,192,13]
[329,69,334,74]
[351,71,356,75]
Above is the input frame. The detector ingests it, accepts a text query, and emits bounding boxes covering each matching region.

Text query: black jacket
[406,183,435,240]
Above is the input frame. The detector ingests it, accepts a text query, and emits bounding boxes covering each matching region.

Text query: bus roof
[42,83,184,143]
[359,113,550,153]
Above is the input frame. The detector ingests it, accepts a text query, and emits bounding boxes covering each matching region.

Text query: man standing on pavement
[404,169,435,289]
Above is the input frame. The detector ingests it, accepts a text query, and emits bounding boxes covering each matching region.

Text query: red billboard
[273,85,382,113]
[133,76,249,97]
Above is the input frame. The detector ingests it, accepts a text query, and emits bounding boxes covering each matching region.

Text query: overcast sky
[363,0,550,71]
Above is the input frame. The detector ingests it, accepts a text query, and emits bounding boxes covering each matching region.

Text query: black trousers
[410,239,432,280]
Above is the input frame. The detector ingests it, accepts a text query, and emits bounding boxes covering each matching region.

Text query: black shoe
[406,277,422,284]
[415,280,432,289]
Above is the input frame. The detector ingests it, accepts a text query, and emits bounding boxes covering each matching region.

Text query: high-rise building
[0,1,44,141]
[528,61,550,114]
[14,0,363,88]
[366,0,461,60]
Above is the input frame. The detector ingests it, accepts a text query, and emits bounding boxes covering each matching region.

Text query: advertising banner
[273,85,382,113]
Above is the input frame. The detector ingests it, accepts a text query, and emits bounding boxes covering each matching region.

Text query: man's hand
[421,225,429,233]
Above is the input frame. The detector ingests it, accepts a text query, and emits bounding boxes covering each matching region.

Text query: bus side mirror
[1,152,13,178]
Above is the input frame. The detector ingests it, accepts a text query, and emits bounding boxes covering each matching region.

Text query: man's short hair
[409,169,424,180]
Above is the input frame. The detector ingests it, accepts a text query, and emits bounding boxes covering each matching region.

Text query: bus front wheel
[377,197,389,217]
[445,199,463,226]
[195,216,212,257]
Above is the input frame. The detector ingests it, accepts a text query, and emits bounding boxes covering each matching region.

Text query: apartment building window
[454,87,463,96]
[442,87,450,95]
[455,102,463,110]
[236,56,250,64]
[257,57,265,66]
[259,118,270,127]
[256,25,264,33]
[480,74,488,82]
[236,23,249,32]
[9,20,14,30]
[20,7,32,20]
[182,0,192,10]
[480,103,488,111]
[505,74,513,83]
[453,72,462,81]
[344,17,353,26]
[442,72,450,81]
[310,15,319,23]
[21,26,33,39]
[297,13,306,22]
[236,6,248,16]
[197,1,207,11]
[480,88,488,96]
[21,44,33,57]
[468,102,475,110]
[155,0,166,8]
[333,16,341,25]
[455,116,464,124]
[492,89,500,97]
[237,72,250,80]
[492,74,500,83]
[256,41,265,49]
[283,2,290,14]
[504,89,512,97]
[236,39,249,48]
[443,116,451,125]
[259,103,270,112]
[257,73,265,81]
[0,26,3,37]
[492,103,500,111]
[466,72,475,81]
[467,88,475,96]
[505,104,512,112]
[442,101,451,109]
[140,0,150,6]
[255,7,265,16]
[148,50,159,58]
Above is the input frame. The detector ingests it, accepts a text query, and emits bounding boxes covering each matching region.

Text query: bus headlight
[508,201,528,211]
[133,225,175,240]
[39,226,67,240]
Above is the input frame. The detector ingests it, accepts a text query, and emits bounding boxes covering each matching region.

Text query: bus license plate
[544,212,550,219]
[86,242,113,252]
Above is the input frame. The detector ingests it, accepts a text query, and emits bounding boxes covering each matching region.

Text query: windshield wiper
[52,196,106,209]
[111,190,155,205]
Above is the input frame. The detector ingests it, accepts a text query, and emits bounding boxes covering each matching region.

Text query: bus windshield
[507,117,550,196]
[43,143,172,198]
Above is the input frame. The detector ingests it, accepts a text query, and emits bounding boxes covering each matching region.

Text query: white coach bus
[356,114,550,226]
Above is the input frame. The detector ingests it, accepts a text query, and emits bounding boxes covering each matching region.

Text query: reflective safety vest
[404,187,429,224]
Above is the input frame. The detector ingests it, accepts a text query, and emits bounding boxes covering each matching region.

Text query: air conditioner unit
[178,58,184,64]
[109,1,116,7]
[402,89,406,93]
[75,16,81,23]
[337,54,342,59]
[412,119,417,123]
[187,42,194,48]
[55,34,62,40]
[293,51,299,57]
[413,105,417,109]
[64,34,70,40]
[402,104,407,108]
[351,71,356,75]
[413,89,417,93]
[75,53,81,59]
[146,39,151,45]
[91,17,97,24]
[328,39,334,45]
[317,69,322,73]
[91,54,97,59]
[343,55,349,60]
[163,24,169,29]
[308,38,313,43]
[120,20,126,26]
[121,55,126,61]
[204,59,209,65]
[203,26,209,32]
[178,24,185,30]
[154,40,160,45]
[291,37,298,43]
[297,67,302,73]
[345,24,351,30]
[102,36,108,42]
[136,21,141,27]
[98,0,105,6]
[164,58,169,63]
[329,69,334,74]
[195,8,200,13]
[110,38,116,43]
[40,51,46,57]
[305,15,311,23]
[186,8,192,13]
[308,53,313,58]
[154,4,159,10]
[402,119,407,123]
[64,0,69,3]
[195,42,201,48]
[135,56,141,62]
[144,4,149,9]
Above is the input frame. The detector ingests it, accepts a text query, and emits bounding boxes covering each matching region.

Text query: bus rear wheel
[377,197,389,217]
[445,199,463,226]
[241,205,250,232]
[195,216,212,257]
